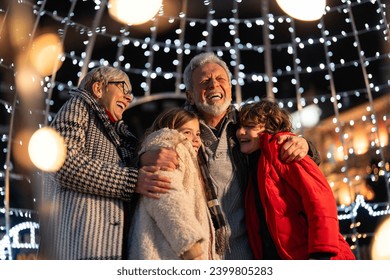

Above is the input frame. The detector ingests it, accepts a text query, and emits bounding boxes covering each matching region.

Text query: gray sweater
[195,105,254,260]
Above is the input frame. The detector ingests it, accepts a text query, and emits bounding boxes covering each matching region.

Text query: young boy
[237,100,355,260]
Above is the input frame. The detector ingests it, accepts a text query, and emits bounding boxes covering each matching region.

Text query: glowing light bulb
[291,104,322,128]
[29,33,64,76]
[276,0,326,21]
[28,127,66,172]
[352,126,369,155]
[15,65,42,98]
[338,185,353,206]
[108,0,162,25]
[371,216,390,259]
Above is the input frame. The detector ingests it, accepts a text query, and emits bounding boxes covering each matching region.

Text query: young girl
[128,108,219,260]
[237,100,355,260]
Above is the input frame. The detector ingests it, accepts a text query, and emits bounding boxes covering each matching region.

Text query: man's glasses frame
[107,81,133,100]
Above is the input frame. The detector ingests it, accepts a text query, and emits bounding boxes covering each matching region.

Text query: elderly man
[138,52,320,259]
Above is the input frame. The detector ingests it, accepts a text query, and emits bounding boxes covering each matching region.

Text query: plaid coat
[40,89,139,260]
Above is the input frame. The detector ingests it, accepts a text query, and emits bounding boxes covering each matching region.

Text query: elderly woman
[39,66,170,260]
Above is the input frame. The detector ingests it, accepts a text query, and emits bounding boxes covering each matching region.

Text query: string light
[0,0,389,260]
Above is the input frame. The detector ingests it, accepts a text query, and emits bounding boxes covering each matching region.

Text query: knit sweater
[192,105,253,259]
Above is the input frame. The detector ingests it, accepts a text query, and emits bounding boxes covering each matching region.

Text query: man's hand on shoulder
[277,134,309,162]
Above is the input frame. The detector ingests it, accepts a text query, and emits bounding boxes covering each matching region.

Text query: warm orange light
[29,33,64,76]
[108,0,162,25]
[334,145,345,162]
[9,2,33,48]
[352,126,369,155]
[378,123,388,147]
[12,129,35,170]
[371,216,390,259]
[15,64,42,99]
[337,185,354,206]
[353,137,369,155]
[28,127,67,172]
[276,0,326,21]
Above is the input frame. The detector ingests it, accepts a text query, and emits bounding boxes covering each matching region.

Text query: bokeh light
[371,216,390,260]
[352,126,370,155]
[12,129,35,171]
[14,63,42,100]
[29,33,64,77]
[108,0,163,25]
[276,0,326,21]
[338,185,354,206]
[28,127,66,172]
[291,104,322,128]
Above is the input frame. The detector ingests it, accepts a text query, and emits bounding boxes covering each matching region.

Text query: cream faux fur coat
[128,128,219,260]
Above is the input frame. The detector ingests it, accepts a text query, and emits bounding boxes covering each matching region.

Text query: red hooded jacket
[245,132,355,260]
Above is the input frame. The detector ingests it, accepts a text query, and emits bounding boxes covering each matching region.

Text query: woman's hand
[140,148,179,171]
[135,166,171,199]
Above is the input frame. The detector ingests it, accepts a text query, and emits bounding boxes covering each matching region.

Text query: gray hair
[183,52,232,92]
[78,66,131,93]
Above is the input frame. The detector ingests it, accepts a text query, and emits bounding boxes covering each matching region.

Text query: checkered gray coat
[40,89,139,260]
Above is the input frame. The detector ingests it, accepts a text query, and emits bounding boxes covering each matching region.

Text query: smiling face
[236,121,265,155]
[236,101,293,154]
[187,63,232,126]
[177,118,201,153]
[94,80,133,122]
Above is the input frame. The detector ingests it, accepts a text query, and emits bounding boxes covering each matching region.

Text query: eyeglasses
[107,81,133,100]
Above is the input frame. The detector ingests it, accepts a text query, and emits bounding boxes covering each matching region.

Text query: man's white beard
[195,98,231,117]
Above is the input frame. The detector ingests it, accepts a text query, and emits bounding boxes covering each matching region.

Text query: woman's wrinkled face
[177,119,201,153]
[99,80,133,122]
[236,121,265,155]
